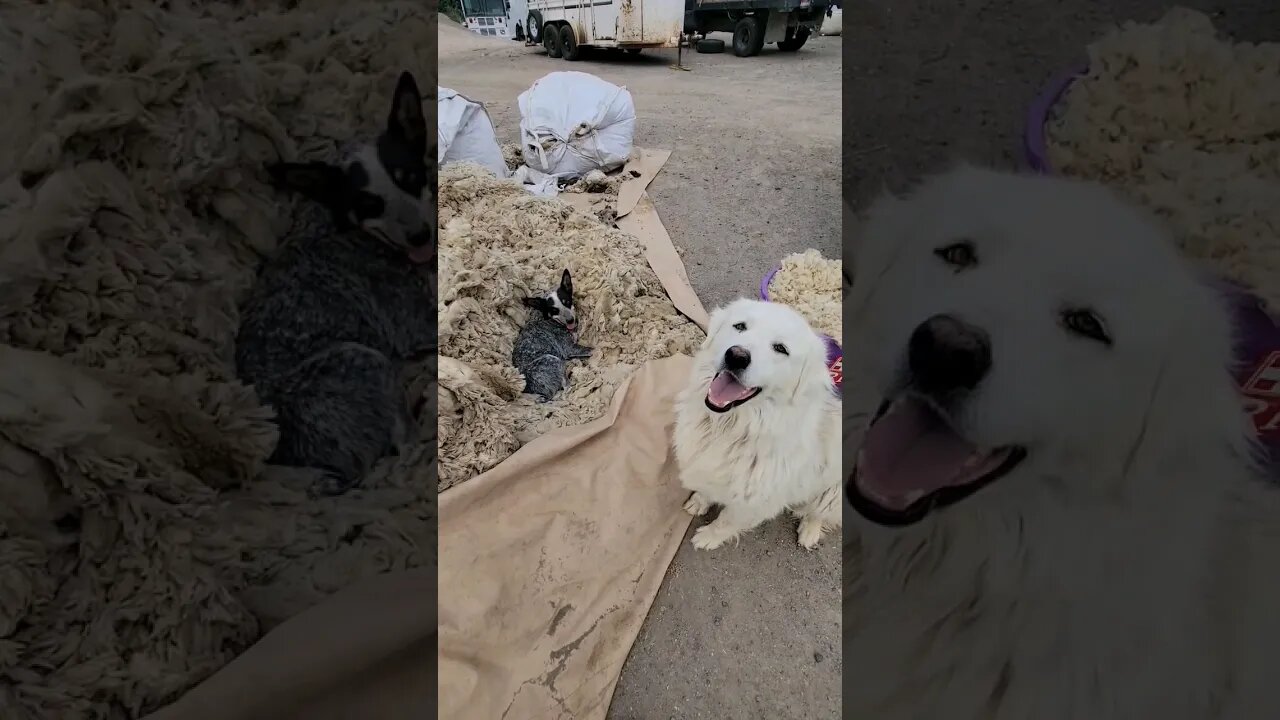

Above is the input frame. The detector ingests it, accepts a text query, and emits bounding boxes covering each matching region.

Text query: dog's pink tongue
[858,398,997,510]
[707,371,754,408]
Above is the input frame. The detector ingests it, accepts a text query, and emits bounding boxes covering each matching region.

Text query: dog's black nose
[908,314,991,394]
[724,346,751,372]
[407,229,431,248]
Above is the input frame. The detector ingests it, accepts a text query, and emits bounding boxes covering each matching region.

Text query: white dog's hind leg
[691,504,771,550]
[683,491,713,516]
[795,485,842,549]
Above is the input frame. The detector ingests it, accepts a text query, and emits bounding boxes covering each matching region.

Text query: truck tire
[732,16,766,57]
[777,26,811,51]
[626,48,643,55]
[543,23,562,58]
[695,38,725,54]
[560,24,582,61]
[527,10,543,43]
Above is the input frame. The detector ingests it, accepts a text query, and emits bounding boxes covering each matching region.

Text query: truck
[526,0,830,60]
[684,0,832,56]
[460,0,514,38]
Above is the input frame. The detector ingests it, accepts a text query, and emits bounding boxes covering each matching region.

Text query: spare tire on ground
[695,38,725,54]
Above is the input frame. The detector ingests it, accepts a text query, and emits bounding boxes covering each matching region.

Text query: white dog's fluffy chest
[843,498,1252,720]
[673,389,838,511]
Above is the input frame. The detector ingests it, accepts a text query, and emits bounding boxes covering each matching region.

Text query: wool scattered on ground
[437,163,704,490]
[1046,8,1280,308]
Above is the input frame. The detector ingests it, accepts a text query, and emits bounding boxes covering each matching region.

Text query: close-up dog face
[523,268,578,331]
[845,165,1243,526]
[698,299,830,413]
[268,71,433,263]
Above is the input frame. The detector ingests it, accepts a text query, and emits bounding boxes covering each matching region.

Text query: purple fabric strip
[759,266,780,301]
[823,335,843,397]
[1024,62,1090,175]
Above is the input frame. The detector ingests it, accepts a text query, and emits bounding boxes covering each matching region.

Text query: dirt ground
[439,17,843,720]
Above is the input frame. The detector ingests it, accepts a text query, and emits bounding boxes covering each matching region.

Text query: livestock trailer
[526,0,684,60]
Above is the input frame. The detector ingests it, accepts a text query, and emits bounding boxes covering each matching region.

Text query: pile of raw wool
[1046,8,1280,308]
[437,162,704,490]
[766,249,842,342]
[502,142,524,171]
[0,2,433,718]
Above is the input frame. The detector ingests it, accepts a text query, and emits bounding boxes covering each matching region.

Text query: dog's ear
[1124,285,1257,494]
[559,269,573,298]
[268,161,347,206]
[387,71,426,157]
[787,333,830,402]
[701,306,727,350]
[846,190,912,335]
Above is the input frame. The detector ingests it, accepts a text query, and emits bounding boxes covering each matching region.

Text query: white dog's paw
[683,492,712,516]
[797,517,825,549]
[691,522,737,550]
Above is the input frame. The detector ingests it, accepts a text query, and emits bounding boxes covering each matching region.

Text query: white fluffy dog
[843,165,1280,719]
[674,299,841,550]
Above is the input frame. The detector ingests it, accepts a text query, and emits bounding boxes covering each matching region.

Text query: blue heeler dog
[513,269,593,402]
[235,71,435,497]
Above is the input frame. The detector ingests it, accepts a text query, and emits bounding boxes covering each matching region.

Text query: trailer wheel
[777,26,811,51]
[732,16,766,57]
[543,23,562,58]
[695,38,725,54]
[527,10,543,43]
[560,24,582,61]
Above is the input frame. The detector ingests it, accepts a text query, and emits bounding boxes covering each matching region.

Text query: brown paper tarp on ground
[439,353,694,720]
[144,157,707,720]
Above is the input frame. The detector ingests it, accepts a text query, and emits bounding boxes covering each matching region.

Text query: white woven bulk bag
[517,71,636,180]
[438,86,510,178]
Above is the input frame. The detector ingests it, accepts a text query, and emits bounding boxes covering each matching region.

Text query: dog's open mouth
[849,396,1026,526]
[705,370,761,413]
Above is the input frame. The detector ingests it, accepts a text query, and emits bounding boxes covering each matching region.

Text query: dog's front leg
[683,491,714,516]
[796,485,842,549]
[691,504,771,550]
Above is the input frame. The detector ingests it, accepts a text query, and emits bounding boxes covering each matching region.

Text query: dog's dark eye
[934,241,978,269]
[1061,308,1111,345]
[733,322,747,331]
[772,343,789,355]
